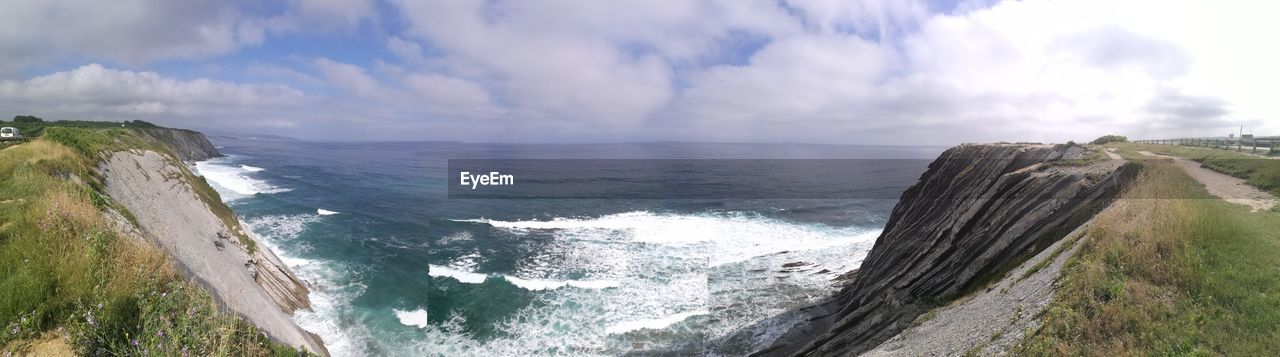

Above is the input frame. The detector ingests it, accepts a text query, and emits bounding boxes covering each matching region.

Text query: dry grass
[0,138,307,356]
[1017,158,1280,355]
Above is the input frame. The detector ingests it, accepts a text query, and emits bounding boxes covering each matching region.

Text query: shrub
[12,115,44,123]
[1090,135,1128,145]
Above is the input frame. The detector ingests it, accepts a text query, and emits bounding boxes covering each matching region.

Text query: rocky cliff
[131,127,221,162]
[756,143,1136,356]
[98,135,325,355]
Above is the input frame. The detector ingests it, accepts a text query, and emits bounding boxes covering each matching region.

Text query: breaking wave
[194,157,290,199]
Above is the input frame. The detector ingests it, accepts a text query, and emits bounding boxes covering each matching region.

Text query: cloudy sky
[0,0,1275,144]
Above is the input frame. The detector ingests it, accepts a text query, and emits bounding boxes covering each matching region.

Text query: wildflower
[131,338,139,347]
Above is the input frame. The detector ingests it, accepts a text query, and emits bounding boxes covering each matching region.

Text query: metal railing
[1134,136,1279,155]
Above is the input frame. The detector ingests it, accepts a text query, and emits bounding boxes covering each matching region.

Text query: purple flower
[131,339,139,347]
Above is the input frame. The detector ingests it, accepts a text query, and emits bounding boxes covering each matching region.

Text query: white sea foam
[418,211,881,355]
[428,264,619,290]
[243,214,373,356]
[194,158,290,199]
[317,209,339,216]
[503,276,620,290]
[605,309,709,334]
[460,211,880,266]
[394,309,430,328]
[428,265,488,284]
[247,209,880,355]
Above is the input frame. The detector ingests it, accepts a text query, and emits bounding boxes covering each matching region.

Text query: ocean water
[195,141,942,356]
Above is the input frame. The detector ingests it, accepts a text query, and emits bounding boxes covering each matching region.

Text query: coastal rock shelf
[756,143,1136,356]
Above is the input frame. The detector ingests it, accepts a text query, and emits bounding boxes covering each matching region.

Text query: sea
[193,140,943,356]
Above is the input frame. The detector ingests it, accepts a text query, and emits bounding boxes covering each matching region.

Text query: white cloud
[673,34,893,131]
[403,73,498,116]
[309,57,503,126]
[655,0,1280,143]
[388,0,807,126]
[313,58,384,98]
[0,63,303,123]
[2,0,1279,142]
[0,0,381,77]
[0,0,266,74]
[264,0,378,33]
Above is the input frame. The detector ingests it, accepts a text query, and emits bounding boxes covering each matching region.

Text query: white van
[0,127,20,141]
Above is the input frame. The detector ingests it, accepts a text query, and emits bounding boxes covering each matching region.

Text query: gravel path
[1138,151,1278,211]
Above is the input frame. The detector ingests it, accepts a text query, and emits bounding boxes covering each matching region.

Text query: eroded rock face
[252,241,313,314]
[132,128,222,162]
[100,150,326,355]
[757,144,1135,357]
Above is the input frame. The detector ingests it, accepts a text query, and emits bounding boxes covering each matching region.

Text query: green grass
[1110,142,1280,196]
[0,118,160,139]
[33,126,255,253]
[0,138,302,355]
[1016,158,1280,355]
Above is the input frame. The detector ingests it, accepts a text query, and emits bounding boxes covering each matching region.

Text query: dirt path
[1138,151,1278,211]
[1104,148,1123,160]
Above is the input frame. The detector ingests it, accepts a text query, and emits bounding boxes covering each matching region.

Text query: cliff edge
[756,143,1136,356]
[98,137,325,354]
[131,127,221,162]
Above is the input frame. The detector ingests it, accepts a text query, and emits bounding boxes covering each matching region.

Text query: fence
[1134,136,1279,155]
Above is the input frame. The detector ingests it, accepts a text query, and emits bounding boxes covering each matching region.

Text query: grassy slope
[1017,146,1280,355]
[0,118,164,139]
[39,126,257,252]
[0,130,298,355]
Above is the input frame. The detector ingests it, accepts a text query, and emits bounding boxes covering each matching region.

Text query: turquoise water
[195,141,941,356]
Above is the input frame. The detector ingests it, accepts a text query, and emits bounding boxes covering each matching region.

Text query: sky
[0,0,1276,144]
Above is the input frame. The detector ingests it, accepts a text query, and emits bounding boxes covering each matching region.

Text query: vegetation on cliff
[1017,147,1280,355]
[0,129,298,354]
[1,115,161,139]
